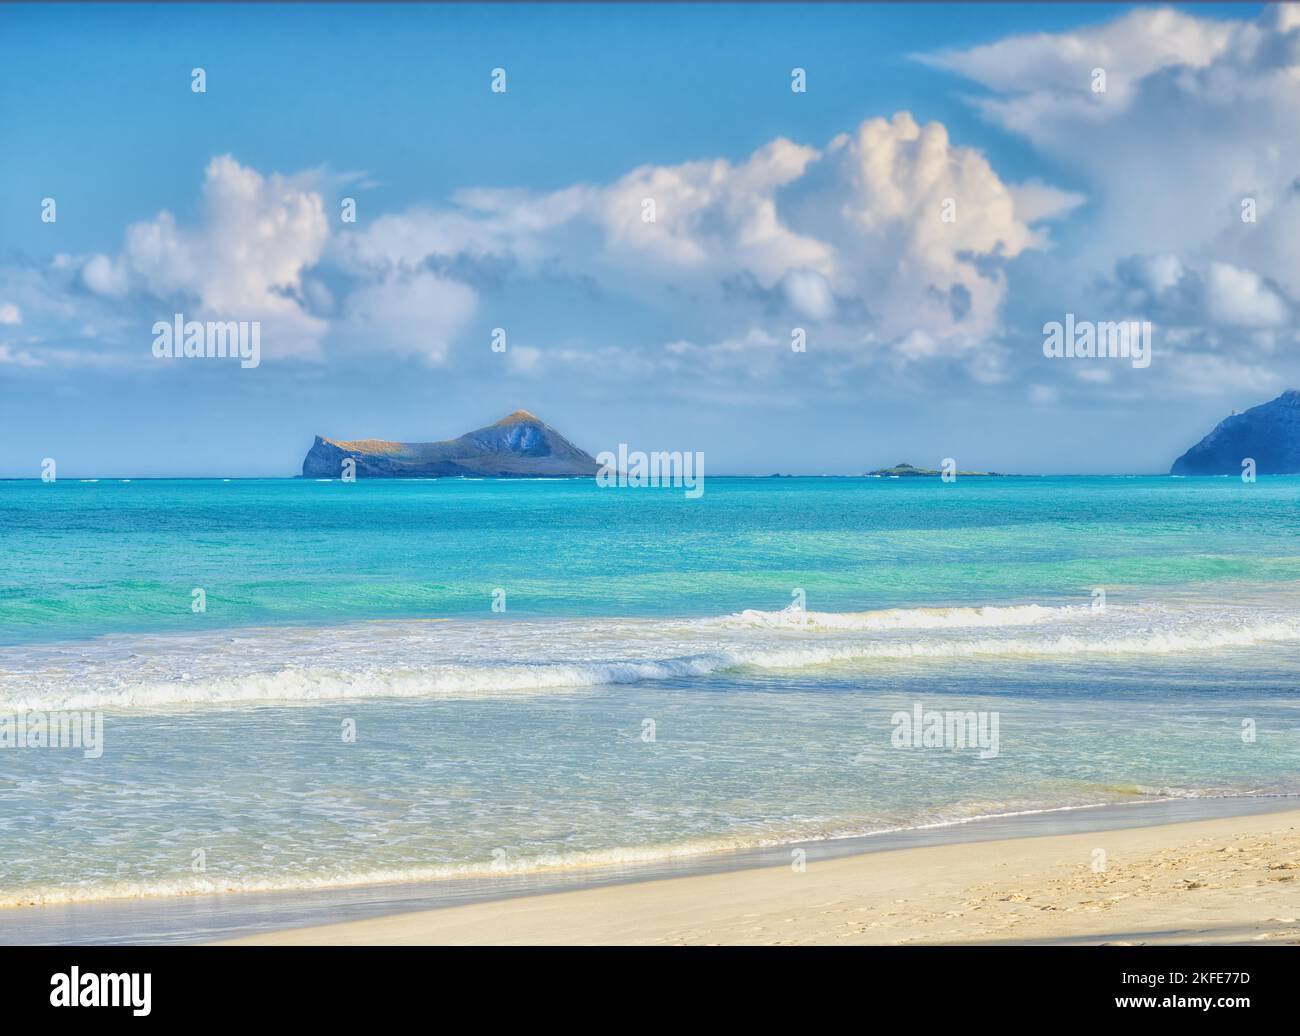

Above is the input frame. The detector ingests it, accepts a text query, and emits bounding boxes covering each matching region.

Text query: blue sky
[2,2,1295,476]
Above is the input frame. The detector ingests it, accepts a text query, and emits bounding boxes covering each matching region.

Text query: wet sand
[226,807,1300,945]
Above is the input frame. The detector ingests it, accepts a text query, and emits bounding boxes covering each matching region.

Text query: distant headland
[301,410,601,478]
[1171,389,1300,475]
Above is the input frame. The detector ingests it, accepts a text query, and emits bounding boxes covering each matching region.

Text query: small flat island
[865,462,1005,477]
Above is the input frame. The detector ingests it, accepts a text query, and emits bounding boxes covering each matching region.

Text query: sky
[1,1,1296,476]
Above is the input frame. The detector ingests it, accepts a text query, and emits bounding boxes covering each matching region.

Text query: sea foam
[1,600,1296,713]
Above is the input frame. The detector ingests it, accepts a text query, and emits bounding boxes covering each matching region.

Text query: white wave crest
[719,602,1084,631]
[2,607,1297,713]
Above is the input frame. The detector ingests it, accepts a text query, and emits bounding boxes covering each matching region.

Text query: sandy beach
[224,808,1300,946]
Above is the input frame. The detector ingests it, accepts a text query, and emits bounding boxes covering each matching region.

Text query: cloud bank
[6,5,1300,408]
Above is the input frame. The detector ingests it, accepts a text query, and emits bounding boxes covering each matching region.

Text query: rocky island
[865,462,1003,477]
[301,410,601,478]
[1171,390,1300,475]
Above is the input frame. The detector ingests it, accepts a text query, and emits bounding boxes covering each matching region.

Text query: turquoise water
[1,476,1299,906]
[6,476,1300,643]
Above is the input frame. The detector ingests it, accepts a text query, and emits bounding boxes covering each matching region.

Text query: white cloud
[1008,180,1087,224]
[922,8,1236,129]
[1121,253,1185,296]
[82,255,130,297]
[84,155,330,358]
[334,186,591,275]
[933,5,1300,394]
[342,271,477,364]
[793,112,1041,349]
[597,138,830,281]
[781,269,835,320]
[338,111,1063,364]
[931,8,1300,263]
[1203,262,1289,328]
[9,7,1299,406]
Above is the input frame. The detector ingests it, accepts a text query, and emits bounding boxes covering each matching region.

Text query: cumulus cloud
[36,11,1300,402]
[11,105,1079,379]
[1203,262,1289,328]
[11,5,1300,412]
[1112,253,1288,329]
[334,140,833,295]
[932,7,1300,261]
[83,155,330,358]
[336,111,1065,364]
[597,138,831,281]
[786,112,1045,349]
[932,5,1300,393]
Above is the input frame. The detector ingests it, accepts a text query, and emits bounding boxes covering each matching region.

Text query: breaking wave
[717,602,1085,630]
[1,600,1297,713]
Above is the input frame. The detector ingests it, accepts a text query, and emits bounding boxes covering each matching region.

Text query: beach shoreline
[222,805,1300,946]
[2,795,1295,945]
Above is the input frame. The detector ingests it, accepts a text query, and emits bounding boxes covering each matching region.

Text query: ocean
[1,475,1299,913]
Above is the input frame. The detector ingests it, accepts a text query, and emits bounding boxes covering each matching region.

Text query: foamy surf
[717,602,1086,630]
[0,787,1258,910]
[1,599,1297,713]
